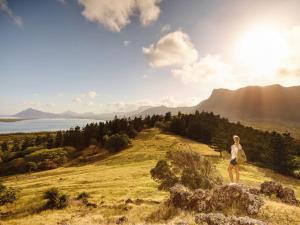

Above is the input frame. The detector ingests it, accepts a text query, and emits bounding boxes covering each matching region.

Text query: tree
[46,134,54,149]
[104,133,130,152]
[21,137,33,151]
[1,142,8,152]
[210,128,230,157]
[55,131,63,147]
[12,140,20,152]
[35,135,43,146]
[25,162,37,173]
[164,112,172,121]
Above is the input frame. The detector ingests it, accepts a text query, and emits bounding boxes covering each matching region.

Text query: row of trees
[1,111,299,177]
[164,111,300,176]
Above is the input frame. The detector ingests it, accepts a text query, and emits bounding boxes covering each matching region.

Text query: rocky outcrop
[260,181,299,206]
[260,181,283,196]
[195,213,266,225]
[209,184,263,215]
[169,183,264,215]
[278,187,299,205]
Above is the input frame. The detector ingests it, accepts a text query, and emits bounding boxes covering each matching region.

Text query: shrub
[150,149,223,191]
[77,192,90,204]
[154,121,170,131]
[5,158,26,174]
[25,161,38,173]
[104,133,130,152]
[25,148,68,163]
[23,146,44,155]
[0,184,18,206]
[126,128,138,138]
[25,148,68,170]
[167,149,223,189]
[150,160,178,191]
[43,188,69,209]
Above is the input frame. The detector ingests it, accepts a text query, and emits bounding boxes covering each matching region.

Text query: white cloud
[171,55,232,84]
[78,0,161,32]
[87,91,97,98]
[161,24,171,34]
[143,30,198,68]
[73,91,97,105]
[143,30,235,86]
[73,97,82,103]
[0,0,23,26]
[160,96,200,107]
[123,40,131,47]
[46,103,56,107]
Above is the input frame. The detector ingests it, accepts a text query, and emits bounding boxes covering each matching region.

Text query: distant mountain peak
[14,108,57,119]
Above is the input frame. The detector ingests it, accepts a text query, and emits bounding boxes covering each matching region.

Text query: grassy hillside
[1,128,300,225]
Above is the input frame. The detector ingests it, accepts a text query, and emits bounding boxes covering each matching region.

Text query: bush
[0,184,18,206]
[23,146,44,155]
[77,192,90,204]
[150,149,223,191]
[167,149,223,189]
[154,121,170,131]
[25,148,68,163]
[25,148,69,170]
[104,133,130,152]
[150,160,178,191]
[25,161,38,173]
[5,158,26,174]
[126,128,138,138]
[43,188,69,209]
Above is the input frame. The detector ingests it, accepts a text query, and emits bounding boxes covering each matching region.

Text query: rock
[169,184,194,210]
[277,187,299,205]
[195,213,227,225]
[195,213,267,225]
[189,188,211,212]
[260,181,299,206]
[260,181,283,196]
[116,216,128,224]
[209,184,263,215]
[232,215,266,225]
[169,184,263,215]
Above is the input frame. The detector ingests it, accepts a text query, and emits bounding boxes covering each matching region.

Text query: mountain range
[11,84,300,125]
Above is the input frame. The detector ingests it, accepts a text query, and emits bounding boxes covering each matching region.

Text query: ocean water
[0,118,105,134]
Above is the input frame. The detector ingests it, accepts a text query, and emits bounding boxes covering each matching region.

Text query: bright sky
[1,0,300,114]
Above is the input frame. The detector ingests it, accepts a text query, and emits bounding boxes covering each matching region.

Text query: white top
[231,144,242,160]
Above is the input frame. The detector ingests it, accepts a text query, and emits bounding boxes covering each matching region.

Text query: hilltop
[1,128,300,225]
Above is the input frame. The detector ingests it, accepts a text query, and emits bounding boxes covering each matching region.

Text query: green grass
[1,128,300,225]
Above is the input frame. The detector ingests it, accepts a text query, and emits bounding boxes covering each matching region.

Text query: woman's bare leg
[228,164,234,183]
[234,165,240,183]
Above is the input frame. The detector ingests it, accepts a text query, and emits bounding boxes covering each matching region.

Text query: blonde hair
[233,135,240,143]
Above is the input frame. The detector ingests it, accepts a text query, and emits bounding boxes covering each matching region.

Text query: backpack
[237,148,247,164]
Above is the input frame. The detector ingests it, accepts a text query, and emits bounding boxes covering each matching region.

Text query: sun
[235,25,288,74]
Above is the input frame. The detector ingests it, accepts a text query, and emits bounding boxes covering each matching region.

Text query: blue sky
[1,0,300,114]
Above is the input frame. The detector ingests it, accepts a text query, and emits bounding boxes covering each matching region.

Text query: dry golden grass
[1,128,300,225]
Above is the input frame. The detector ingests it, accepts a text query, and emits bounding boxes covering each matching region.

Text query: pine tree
[1,142,8,152]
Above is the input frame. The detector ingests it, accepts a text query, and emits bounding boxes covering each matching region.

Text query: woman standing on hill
[228,135,242,184]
